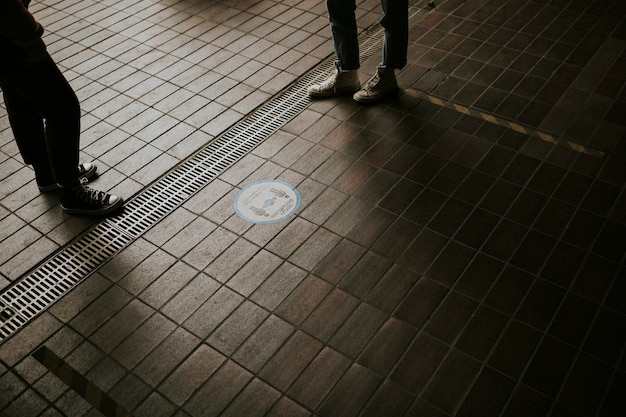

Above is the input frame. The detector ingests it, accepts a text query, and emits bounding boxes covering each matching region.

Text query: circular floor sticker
[234,180,301,224]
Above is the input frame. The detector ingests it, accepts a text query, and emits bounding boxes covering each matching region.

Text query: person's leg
[327,0,360,71]
[308,0,361,97]
[353,0,408,103]
[380,0,409,69]
[0,81,55,186]
[1,72,96,191]
[0,55,80,185]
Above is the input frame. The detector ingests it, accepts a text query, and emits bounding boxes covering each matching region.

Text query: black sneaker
[60,183,124,216]
[38,162,98,193]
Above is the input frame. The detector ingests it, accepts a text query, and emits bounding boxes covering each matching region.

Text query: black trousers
[0,36,80,186]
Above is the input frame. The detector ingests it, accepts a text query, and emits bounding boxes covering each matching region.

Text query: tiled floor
[1,0,625,416]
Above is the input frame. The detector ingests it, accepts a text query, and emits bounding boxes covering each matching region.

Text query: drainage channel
[0,2,434,342]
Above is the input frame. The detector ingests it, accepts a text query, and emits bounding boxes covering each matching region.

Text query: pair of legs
[0,43,80,188]
[328,0,409,71]
[308,0,409,102]
[0,36,123,215]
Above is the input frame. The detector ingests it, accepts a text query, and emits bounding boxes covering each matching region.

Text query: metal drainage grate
[0,223,131,340]
[0,1,433,343]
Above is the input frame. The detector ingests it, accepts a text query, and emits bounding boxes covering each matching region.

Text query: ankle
[32,163,55,187]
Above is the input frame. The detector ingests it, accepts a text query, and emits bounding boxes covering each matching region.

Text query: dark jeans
[0,36,80,186]
[326,0,409,71]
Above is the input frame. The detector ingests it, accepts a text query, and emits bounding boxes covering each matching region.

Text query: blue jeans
[327,0,408,71]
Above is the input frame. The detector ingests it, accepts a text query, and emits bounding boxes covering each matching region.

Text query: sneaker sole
[353,87,399,104]
[308,85,361,98]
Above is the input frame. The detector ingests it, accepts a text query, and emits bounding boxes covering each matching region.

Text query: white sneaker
[307,61,361,98]
[353,66,398,103]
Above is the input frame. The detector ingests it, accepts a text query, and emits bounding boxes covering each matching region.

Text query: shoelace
[319,74,337,89]
[365,73,381,90]
[74,185,108,204]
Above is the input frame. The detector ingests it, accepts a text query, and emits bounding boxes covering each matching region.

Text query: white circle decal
[234,180,301,224]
